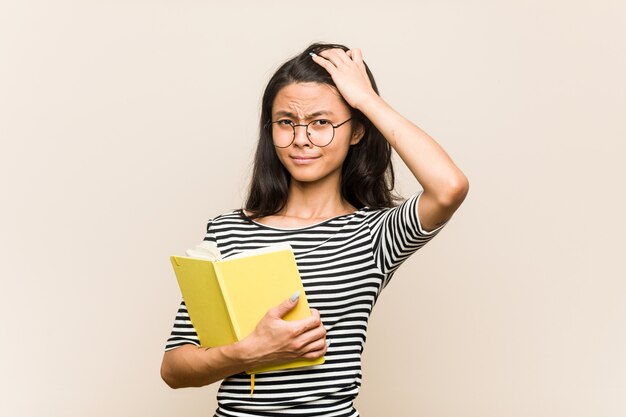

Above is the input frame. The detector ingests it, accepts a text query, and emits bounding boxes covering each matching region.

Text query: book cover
[170,243,324,374]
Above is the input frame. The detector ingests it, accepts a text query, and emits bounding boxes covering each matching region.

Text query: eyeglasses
[268,118,352,148]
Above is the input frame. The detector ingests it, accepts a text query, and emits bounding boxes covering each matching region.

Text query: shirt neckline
[241,207,367,231]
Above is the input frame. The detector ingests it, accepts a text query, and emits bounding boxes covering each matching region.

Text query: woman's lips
[290,155,321,164]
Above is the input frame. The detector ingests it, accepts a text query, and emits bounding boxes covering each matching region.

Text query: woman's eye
[312,119,330,126]
[277,119,294,126]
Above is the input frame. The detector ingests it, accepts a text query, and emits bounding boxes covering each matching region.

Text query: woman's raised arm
[311,48,469,231]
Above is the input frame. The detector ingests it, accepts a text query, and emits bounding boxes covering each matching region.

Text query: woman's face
[270,82,363,186]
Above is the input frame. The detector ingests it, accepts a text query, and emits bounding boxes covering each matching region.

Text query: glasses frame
[267,117,353,148]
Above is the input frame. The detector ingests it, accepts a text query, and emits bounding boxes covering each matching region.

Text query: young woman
[161,43,469,417]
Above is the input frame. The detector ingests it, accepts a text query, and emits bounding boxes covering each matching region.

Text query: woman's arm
[312,49,469,232]
[161,342,251,388]
[355,92,468,231]
[161,296,327,388]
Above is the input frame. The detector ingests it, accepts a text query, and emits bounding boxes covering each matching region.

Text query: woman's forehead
[272,82,348,117]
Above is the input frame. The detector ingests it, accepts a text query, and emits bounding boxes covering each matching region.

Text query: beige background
[1,1,625,416]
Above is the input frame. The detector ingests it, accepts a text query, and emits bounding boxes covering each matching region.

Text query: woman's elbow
[440,174,469,208]
[160,356,184,389]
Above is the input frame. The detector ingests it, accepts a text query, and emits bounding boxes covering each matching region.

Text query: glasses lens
[272,122,295,147]
[307,120,334,147]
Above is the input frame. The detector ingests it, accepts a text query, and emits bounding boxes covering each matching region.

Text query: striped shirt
[166,192,445,416]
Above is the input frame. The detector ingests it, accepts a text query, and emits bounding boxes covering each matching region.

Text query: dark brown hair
[244,42,400,218]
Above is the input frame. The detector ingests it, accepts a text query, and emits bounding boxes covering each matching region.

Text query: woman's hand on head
[311,48,378,110]
[239,295,327,367]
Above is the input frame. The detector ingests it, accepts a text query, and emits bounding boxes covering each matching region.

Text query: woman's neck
[253,178,356,228]
[283,185,354,220]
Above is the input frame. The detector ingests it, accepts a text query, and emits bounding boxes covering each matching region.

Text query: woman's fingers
[318,49,358,73]
[310,52,336,75]
[287,310,326,355]
[298,320,326,343]
[348,48,368,74]
[311,47,375,109]
[292,308,322,334]
[292,315,326,345]
[295,326,328,356]
[252,303,327,362]
[319,48,352,66]
[301,339,328,359]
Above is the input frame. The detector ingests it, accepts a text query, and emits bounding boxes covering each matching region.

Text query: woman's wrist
[353,91,387,114]
[188,342,255,384]
[225,337,264,370]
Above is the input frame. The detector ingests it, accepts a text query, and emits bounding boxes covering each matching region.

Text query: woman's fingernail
[309,52,318,58]
[326,340,332,347]
[290,290,300,302]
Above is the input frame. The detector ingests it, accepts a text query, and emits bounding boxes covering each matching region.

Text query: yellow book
[170,242,325,374]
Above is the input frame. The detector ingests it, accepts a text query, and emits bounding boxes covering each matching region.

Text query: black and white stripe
[166,192,444,416]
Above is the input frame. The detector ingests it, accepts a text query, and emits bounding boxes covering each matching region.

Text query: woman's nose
[292,124,312,147]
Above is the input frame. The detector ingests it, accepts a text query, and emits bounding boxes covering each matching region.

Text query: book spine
[214,263,243,341]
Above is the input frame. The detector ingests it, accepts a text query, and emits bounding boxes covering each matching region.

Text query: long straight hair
[244,43,400,219]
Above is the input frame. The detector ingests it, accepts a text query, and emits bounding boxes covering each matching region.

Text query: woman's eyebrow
[273,110,336,119]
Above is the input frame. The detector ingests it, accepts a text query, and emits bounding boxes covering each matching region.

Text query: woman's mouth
[290,155,321,164]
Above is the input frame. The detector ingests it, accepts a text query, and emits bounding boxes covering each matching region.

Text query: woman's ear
[350,122,365,145]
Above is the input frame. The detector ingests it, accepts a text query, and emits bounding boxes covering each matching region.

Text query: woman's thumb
[274,290,300,318]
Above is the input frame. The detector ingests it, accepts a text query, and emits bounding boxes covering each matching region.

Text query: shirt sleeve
[164,219,217,351]
[367,191,447,287]
[164,301,200,351]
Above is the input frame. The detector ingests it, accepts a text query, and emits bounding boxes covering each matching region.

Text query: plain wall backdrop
[1,1,625,416]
